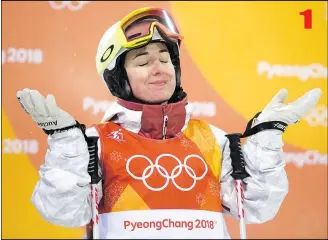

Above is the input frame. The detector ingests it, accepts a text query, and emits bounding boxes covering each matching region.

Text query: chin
[154,92,174,102]
[134,88,175,104]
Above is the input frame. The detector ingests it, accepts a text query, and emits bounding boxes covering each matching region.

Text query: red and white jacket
[31,97,288,239]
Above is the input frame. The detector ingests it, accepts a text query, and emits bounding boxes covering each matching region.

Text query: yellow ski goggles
[120,7,183,48]
[97,7,184,75]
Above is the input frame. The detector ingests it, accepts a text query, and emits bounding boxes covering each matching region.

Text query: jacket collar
[101,97,193,139]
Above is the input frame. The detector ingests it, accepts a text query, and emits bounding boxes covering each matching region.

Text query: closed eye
[138,62,149,66]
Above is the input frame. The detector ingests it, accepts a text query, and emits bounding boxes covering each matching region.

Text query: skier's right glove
[16,88,78,135]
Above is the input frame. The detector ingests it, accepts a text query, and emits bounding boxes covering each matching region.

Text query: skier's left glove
[256,88,322,126]
[248,88,322,150]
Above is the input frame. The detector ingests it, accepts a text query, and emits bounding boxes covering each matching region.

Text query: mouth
[149,80,169,86]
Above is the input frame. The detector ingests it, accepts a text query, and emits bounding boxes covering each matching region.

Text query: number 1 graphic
[299,9,312,29]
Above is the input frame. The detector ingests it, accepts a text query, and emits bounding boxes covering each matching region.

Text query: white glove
[248,88,322,150]
[256,88,322,125]
[16,88,76,131]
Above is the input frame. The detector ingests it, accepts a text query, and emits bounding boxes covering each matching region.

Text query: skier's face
[124,42,176,104]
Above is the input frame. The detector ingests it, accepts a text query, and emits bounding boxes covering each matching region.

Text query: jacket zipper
[162,114,168,140]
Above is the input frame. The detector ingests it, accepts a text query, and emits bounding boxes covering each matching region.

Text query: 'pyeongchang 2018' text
[124,219,217,231]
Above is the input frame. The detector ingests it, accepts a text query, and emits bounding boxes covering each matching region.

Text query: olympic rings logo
[126,154,208,192]
[48,1,90,11]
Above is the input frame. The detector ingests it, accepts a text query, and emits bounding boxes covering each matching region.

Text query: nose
[151,60,165,76]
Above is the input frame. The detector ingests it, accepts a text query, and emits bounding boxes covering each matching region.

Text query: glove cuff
[43,121,84,135]
[240,112,288,138]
